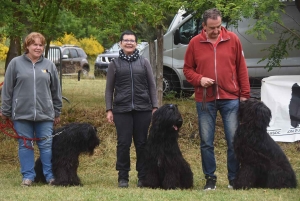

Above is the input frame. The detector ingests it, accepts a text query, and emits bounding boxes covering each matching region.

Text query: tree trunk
[5,0,21,72]
[5,36,21,72]
[149,41,156,83]
[156,25,164,107]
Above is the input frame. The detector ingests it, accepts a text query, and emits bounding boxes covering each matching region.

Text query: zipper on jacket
[214,47,220,99]
[13,99,18,118]
[129,62,134,109]
[213,38,228,99]
[33,64,37,120]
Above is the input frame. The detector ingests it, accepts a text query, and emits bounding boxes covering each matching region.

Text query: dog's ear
[241,99,271,130]
[151,104,183,129]
[85,124,100,154]
[255,101,272,129]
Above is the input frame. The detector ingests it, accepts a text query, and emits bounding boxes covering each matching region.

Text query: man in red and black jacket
[183,8,250,191]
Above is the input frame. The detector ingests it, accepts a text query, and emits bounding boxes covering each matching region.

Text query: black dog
[34,122,100,186]
[142,104,193,189]
[233,99,297,189]
[289,83,300,128]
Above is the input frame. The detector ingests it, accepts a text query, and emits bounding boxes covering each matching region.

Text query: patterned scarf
[119,49,139,62]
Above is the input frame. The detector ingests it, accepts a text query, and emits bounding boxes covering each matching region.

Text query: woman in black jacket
[105,30,158,188]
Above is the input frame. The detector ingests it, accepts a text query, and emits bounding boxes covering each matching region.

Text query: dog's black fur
[233,99,297,189]
[289,83,300,128]
[34,122,100,186]
[142,104,193,189]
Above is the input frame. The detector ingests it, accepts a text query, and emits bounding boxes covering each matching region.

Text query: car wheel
[163,73,194,98]
[163,73,179,96]
[82,67,89,75]
[163,77,171,94]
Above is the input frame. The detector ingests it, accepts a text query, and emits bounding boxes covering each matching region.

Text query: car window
[178,17,201,44]
[77,48,87,58]
[62,49,71,57]
[70,48,79,58]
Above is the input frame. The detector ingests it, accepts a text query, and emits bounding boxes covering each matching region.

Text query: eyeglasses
[122,39,136,44]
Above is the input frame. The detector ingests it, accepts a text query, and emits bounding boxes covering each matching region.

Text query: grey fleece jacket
[1,54,62,121]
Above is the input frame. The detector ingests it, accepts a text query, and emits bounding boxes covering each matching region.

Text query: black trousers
[113,110,152,181]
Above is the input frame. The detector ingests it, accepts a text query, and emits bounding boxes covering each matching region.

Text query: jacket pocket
[36,98,54,118]
[13,98,32,119]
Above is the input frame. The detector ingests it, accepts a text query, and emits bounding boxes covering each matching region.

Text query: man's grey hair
[203,8,222,25]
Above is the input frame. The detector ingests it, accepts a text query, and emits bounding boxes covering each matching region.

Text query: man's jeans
[13,120,54,182]
[196,99,239,181]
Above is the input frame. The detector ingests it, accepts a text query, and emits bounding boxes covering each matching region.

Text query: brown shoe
[21,179,33,187]
[48,178,55,185]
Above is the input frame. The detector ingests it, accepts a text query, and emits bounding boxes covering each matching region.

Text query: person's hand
[200,77,215,88]
[0,112,9,121]
[152,108,157,115]
[240,97,248,101]
[107,110,114,123]
[54,117,60,125]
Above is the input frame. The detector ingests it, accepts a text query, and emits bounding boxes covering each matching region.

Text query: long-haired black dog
[233,99,297,189]
[34,122,100,186]
[142,104,193,189]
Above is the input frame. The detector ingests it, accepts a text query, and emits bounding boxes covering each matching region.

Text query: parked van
[140,2,300,97]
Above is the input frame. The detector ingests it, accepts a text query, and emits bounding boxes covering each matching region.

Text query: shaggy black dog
[34,122,100,186]
[289,83,300,128]
[233,99,297,189]
[142,104,193,189]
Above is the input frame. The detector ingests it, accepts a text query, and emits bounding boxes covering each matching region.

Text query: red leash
[0,119,41,150]
[1,81,42,149]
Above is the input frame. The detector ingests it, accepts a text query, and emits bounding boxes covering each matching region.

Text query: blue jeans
[196,99,239,181]
[13,120,54,182]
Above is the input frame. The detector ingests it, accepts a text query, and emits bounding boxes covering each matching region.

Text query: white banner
[261,75,300,142]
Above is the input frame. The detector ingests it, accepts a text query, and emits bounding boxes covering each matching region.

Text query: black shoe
[118,179,129,188]
[137,180,144,188]
[228,179,234,189]
[204,177,216,190]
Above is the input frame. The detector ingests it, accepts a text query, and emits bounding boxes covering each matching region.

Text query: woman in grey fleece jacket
[1,32,62,187]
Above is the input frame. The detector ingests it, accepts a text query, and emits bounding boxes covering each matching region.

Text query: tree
[2,0,23,71]
[91,0,183,105]
[1,0,64,68]
[1,0,103,68]
[131,0,183,105]
[186,0,300,71]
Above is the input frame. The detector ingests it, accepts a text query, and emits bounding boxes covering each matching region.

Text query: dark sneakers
[137,180,144,188]
[228,179,234,189]
[204,177,216,190]
[118,179,129,188]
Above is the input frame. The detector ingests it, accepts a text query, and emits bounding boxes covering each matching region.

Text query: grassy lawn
[0,61,299,201]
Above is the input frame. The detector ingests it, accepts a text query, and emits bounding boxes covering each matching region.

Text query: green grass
[0,61,300,201]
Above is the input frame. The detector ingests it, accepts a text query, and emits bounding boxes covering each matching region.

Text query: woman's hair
[119,30,138,42]
[203,8,222,25]
[23,32,46,53]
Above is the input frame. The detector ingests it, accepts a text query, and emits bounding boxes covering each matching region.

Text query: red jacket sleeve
[183,37,203,87]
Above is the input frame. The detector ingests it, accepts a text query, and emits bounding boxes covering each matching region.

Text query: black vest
[112,56,153,113]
